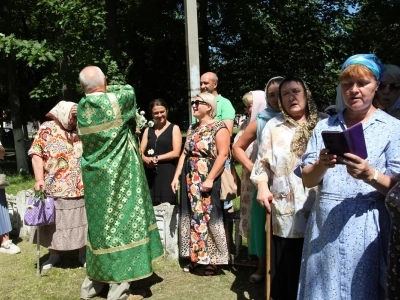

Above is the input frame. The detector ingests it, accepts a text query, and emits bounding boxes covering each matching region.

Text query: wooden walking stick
[266,196,273,300]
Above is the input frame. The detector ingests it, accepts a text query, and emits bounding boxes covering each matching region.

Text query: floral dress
[233,118,256,239]
[386,180,400,300]
[28,119,86,250]
[180,121,229,265]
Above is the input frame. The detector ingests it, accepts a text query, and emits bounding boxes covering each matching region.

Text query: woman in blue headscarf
[297,54,400,299]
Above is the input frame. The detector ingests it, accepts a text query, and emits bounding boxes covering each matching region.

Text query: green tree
[200,0,357,110]
[349,0,400,65]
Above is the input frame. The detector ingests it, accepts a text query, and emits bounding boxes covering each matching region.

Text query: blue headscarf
[341,54,386,83]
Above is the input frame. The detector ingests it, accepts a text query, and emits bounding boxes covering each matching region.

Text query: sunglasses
[191,100,208,106]
[378,83,400,91]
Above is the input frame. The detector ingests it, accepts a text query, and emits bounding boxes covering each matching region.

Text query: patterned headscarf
[46,100,77,131]
[341,54,386,83]
[278,76,319,157]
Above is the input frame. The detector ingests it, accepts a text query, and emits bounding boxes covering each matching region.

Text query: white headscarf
[46,101,77,131]
[250,90,267,121]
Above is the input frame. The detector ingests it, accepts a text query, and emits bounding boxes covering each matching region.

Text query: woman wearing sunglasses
[376,64,400,119]
[171,92,230,276]
[377,63,400,298]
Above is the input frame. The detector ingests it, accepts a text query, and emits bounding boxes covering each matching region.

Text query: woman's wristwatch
[154,155,159,162]
[366,169,378,184]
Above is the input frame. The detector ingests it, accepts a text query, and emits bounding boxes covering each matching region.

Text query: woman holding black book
[297,54,400,299]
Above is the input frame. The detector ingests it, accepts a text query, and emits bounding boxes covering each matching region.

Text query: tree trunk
[23,123,28,140]
[105,0,118,58]
[4,0,29,172]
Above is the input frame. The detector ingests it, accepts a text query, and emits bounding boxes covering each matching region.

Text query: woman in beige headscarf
[28,101,87,270]
[250,76,326,299]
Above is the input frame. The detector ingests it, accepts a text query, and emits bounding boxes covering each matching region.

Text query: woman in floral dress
[29,101,87,270]
[232,78,284,283]
[172,92,230,275]
[233,91,266,241]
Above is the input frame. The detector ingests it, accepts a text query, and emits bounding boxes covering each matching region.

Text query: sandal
[204,264,218,276]
[183,262,200,273]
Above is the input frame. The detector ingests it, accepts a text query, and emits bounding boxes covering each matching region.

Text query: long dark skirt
[271,236,304,300]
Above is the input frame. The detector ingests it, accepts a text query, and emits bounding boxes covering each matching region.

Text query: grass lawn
[1,156,35,195]
[1,150,262,300]
[1,238,265,300]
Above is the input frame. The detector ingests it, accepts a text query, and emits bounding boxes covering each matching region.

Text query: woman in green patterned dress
[172,92,230,276]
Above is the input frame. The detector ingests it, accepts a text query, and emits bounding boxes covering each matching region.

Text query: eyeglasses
[378,83,400,91]
[191,100,208,106]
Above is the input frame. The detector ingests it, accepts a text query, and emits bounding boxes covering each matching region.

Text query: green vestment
[77,85,163,283]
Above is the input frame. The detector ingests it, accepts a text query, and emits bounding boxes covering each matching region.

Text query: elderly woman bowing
[250,76,326,299]
[172,92,230,276]
[297,54,400,299]
[28,101,87,270]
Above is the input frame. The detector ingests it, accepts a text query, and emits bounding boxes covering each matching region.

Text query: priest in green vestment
[77,66,163,300]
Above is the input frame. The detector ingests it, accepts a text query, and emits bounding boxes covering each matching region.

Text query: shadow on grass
[228,264,265,300]
[131,273,164,298]
[32,249,86,277]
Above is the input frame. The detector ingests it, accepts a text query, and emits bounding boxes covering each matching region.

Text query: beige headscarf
[46,101,77,131]
[278,77,319,157]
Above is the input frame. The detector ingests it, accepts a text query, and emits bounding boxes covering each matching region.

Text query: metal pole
[36,228,40,276]
[184,0,200,124]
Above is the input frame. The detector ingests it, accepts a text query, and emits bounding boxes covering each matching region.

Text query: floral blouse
[250,114,324,238]
[28,121,84,198]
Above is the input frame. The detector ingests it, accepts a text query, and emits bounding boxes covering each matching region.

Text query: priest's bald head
[79,66,107,94]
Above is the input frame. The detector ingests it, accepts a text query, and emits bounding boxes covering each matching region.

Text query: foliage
[3,173,35,196]
[202,0,358,109]
[0,34,60,68]
[1,0,399,130]
[349,0,400,66]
